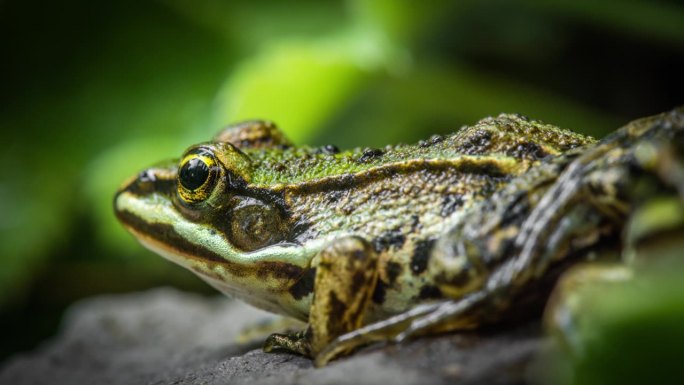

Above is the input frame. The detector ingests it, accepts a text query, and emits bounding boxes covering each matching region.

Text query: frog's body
[115,108,684,366]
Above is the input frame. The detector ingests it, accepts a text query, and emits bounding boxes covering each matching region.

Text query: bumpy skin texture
[114,107,684,366]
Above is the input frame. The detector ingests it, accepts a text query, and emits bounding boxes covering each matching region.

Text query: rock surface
[0,288,547,385]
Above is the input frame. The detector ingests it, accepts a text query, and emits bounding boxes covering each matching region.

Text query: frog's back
[244,114,593,188]
[249,114,594,316]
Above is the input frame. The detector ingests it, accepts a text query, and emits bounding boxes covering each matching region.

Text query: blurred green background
[1,0,683,381]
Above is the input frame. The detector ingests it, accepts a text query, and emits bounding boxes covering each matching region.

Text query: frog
[114,107,684,367]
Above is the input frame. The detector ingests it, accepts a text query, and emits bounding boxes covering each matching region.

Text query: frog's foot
[237,316,306,345]
[263,328,312,357]
[544,263,633,356]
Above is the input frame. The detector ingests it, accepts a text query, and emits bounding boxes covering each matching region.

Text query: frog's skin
[114,108,684,366]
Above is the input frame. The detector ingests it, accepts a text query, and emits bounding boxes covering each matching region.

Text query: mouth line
[122,223,179,257]
[116,205,234,264]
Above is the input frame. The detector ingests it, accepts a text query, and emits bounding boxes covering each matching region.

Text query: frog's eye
[177,151,220,204]
[179,158,210,191]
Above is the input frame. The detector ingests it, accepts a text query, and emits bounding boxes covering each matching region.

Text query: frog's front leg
[263,236,379,365]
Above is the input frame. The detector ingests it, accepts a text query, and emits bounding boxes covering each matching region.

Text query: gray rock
[0,288,544,385]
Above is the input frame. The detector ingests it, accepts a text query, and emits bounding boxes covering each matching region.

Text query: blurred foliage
[0,0,682,369]
[534,198,684,385]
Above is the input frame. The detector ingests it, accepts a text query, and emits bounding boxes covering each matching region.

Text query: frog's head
[114,141,316,306]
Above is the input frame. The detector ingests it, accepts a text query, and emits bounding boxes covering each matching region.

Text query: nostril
[138,170,156,183]
[116,170,157,196]
[130,170,159,194]
[117,166,177,199]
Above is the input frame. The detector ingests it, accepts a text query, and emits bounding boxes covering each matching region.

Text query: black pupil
[179,158,210,191]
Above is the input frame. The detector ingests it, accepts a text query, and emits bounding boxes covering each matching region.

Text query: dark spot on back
[441,194,464,217]
[455,159,509,178]
[373,229,406,252]
[419,134,446,148]
[288,268,316,300]
[372,280,387,304]
[507,141,548,160]
[315,144,339,155]
[418,285,443,300]
[459,129,493,155]
[358,148,384,163]
[323,144,339,154]
[430,134,445,145]
[411,239,435,275]
[385,262,402,285]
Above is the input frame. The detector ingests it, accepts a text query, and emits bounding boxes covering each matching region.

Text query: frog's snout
[118,166,178,196]
[113,166,179,219]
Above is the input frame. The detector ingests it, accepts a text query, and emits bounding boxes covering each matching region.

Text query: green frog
[114,107,684,366]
